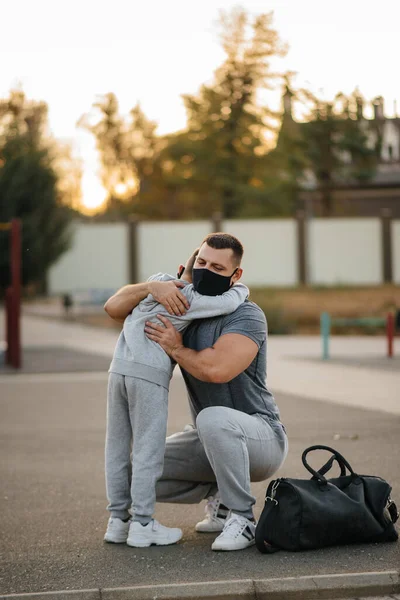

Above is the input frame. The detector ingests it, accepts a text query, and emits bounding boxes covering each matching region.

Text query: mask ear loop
[228,268,238,289]
[176,267,185,279]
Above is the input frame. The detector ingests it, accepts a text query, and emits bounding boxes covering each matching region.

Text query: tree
[81,8,288,220]
[298,90,378,215]
[267,78,310,215]
[80,95,185,219]
[78,93,131,217]
[0,90,78,292]
[169,8,287,218]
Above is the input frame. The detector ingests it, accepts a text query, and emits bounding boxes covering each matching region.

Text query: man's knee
[196,406,236,439]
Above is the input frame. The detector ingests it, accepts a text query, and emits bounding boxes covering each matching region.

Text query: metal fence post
[321,312,330,360]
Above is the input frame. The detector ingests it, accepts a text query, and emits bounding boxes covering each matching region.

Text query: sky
[2,0,400,210]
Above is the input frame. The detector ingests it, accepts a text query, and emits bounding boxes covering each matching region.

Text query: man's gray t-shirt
[181,300,281,424]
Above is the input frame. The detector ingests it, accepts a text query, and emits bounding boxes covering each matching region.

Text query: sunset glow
[2,0,400,211]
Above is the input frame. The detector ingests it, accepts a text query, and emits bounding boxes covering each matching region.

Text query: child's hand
[149,281,190,316]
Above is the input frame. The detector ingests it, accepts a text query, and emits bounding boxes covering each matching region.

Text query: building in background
[277,87,400,217]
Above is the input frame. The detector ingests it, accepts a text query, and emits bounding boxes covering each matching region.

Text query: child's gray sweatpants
[105,373,168,520]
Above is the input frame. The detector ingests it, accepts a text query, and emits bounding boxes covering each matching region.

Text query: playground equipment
[0,219,22,368]
[320,311,396,361]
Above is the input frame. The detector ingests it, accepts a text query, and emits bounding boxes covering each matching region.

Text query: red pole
[387,312,394,358]
[9,219,22,368]
[5,287,13,365]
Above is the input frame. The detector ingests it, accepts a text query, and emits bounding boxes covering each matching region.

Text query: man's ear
[176,264,185,279]
[232,268,243,283]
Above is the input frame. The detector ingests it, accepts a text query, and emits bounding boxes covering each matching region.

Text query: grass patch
[248,284,400,334]
[60,285,400,336]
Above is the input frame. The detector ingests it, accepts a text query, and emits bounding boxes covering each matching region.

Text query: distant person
[105,233,288,552]
[62,293,73,317]
[104,247,249,548]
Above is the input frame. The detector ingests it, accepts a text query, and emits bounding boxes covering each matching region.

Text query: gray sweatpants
[105,373,168,520]
[155,406,288,519]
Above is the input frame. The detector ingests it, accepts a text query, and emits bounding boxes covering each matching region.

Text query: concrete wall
[393,220,400,284]
[47,217,398,294]
[137,221,211,281]
[308,218,382,285]
[48,223,129,294]
[223,219,298,286]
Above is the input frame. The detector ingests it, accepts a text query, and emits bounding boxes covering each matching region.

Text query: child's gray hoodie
[109,274,249,390]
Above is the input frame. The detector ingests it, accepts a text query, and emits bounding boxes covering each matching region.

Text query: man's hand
[149,281,190,316]
[145,315,184,356]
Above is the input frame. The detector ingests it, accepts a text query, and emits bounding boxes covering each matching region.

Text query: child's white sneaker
[127,519,183,547]
[211,512,256,551]
[104,517,130,543]
[195,494,227,533]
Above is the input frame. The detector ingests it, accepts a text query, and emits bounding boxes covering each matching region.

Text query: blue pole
[321,312,330,360]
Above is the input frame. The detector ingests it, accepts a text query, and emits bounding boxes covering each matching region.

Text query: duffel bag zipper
[265,479,281,505]
[264,478,303,549]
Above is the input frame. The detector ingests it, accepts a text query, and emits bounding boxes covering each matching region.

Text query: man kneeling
[105,233,288,551]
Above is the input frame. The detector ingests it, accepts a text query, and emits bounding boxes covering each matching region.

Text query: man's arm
[104,283,151,323]
[144,315,258,383]
[104,281,190,323]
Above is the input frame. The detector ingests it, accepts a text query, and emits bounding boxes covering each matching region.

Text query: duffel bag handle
[302,445,356,484]
[313,454,347,479]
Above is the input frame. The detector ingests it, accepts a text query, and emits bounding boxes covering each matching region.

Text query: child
[104,250,249,548]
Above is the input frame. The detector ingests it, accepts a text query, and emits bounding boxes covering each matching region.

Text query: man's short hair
[201,233,244,266]
[185,248,199,274]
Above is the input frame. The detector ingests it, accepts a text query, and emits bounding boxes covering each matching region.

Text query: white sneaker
[211,512,256,551]
[127,519,183,548]
[195,494,228,533]
[183,423,195,432]
[104,517,130,543]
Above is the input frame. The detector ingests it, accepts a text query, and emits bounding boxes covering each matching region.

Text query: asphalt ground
[293,354,400,373]
[0,347,111,374]
[0,368,399,596]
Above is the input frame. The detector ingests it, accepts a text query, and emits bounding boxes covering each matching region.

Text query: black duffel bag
[255,445,399,553]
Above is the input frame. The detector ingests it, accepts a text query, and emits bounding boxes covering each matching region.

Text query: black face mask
[192,268,237,296]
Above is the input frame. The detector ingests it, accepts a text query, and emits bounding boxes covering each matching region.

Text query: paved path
[2,308,399,415]
[0,309,399,597]
[1,370,399,596]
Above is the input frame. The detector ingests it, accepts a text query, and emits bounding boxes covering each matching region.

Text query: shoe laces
[205,495,220,518]
[222,512,250,538]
